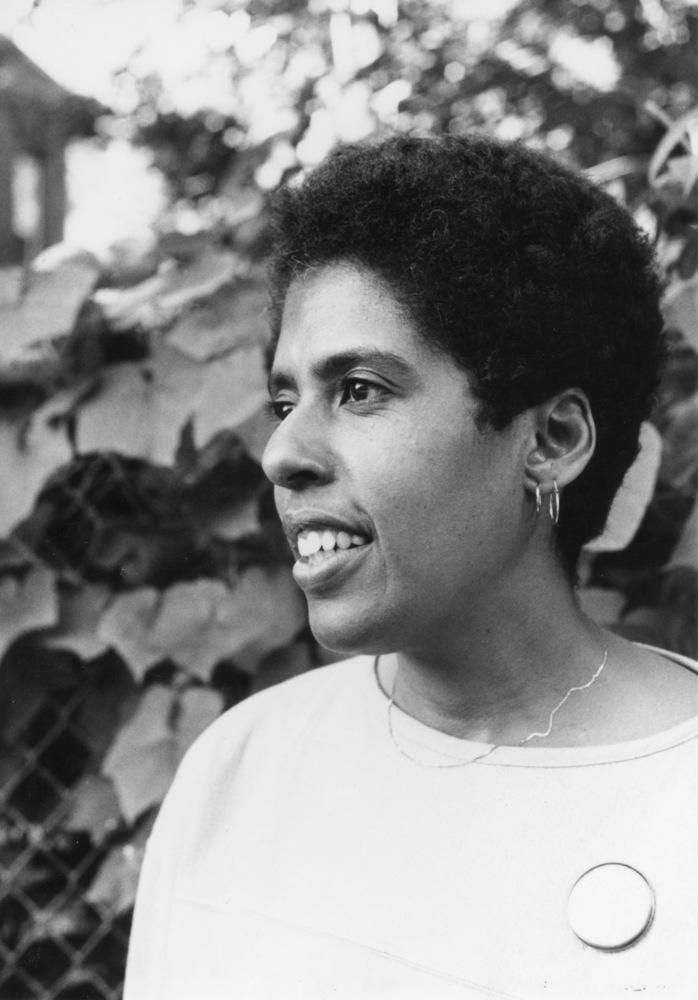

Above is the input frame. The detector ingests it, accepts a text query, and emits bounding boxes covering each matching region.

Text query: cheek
[371,444,484,557]
[372,430,517,579]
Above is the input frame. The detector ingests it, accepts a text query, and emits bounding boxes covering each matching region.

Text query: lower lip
[292,544,372,594]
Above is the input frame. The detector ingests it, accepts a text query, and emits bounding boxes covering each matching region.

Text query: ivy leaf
[658,395,698,494]
[102,685,223,822]
[102,234,162,288]
[167,276,268,361]
[76,342,267,465]
[585,422,662,553]
[102,685,177,822]
[225,565,307,673]
[200,495,260,541]
[0,636,78,746]
[0,410,73,537]
[85,821,152,914]
[648,110,698,192]
[0,247,100,362]
[98,583,230,681]
[668,499,697,570]
[663,277,698,352]
[0,567,57,661]
[193,346,268,448]
[664,154,698,198]
[98,566,305,681]
[65,773,123,845]
[235,400,274,463]
[0,537,32,572]
[41,584,111,660]
[20,900,95,946]
[656,565,698,657]
[677,229,698,281]
[175,686,224,759]
[614,606,663,647]
[0,266,23,306]
[95,248,240,332]
[139,248,240,317]
[74,655,139,763]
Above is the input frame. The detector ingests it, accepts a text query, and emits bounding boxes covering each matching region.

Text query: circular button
[567,863,654,951]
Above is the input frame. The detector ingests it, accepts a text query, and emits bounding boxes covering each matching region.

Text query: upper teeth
[297,529,368,558]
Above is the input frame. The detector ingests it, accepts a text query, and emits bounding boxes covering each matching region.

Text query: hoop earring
[534,483,542,515]
[549,479,560,526]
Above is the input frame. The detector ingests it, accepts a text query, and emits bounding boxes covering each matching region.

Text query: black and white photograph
[0,0,696,997]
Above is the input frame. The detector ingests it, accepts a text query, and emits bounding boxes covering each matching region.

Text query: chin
[307,603,398,658]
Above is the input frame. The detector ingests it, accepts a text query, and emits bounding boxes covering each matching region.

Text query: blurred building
[0,35,104,263]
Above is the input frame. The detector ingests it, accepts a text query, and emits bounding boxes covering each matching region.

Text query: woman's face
[263,264,531,655]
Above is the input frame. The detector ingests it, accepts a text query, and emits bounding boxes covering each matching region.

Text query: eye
[339,378,381,406]
[267,398,294,421]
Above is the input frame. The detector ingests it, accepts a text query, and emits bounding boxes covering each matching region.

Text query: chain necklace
[386,649,608,768]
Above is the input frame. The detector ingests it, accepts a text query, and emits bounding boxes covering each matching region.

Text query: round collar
[372,645,698,769]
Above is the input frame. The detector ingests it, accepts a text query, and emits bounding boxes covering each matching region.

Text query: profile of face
[262,264,533,656]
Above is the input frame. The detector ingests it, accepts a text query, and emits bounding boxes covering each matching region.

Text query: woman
[125,135,698,998]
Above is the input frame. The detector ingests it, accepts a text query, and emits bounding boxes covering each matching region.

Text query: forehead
[272,264,425,371]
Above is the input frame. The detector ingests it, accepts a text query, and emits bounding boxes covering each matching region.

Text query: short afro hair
[268,134,664,575]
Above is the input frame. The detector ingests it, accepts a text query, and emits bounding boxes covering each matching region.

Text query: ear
[523,388,596,494]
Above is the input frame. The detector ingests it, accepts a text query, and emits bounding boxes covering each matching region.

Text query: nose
[261,406,334,490]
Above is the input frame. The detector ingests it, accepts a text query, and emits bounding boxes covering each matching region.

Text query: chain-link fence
[0,646,138,1000]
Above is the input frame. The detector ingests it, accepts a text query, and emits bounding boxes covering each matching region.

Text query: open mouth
[296,527,371,565]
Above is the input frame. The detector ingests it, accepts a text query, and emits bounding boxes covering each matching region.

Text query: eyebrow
[267,350,415,396]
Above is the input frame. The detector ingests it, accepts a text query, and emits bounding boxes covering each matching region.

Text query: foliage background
[0,0,697,996]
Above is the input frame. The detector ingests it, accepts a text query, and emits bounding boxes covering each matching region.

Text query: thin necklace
[386,648,609,768]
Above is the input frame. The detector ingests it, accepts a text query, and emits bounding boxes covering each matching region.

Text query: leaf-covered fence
[1,107,697,998]
[0,230,316,999]
[1,651,134,1000]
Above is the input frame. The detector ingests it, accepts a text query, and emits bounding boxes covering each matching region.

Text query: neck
[386,553,605,746]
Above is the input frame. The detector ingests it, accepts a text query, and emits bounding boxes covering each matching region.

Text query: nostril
[286,468,323,489]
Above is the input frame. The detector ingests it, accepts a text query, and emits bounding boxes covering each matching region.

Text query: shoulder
[152,655,376,837]
[591,638,698,744]
[640,643,698,674]
[180,654,375,771]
